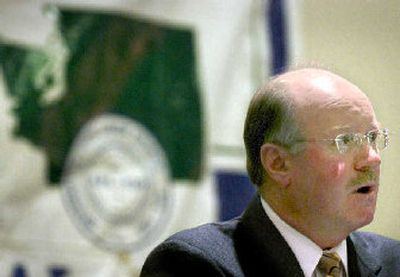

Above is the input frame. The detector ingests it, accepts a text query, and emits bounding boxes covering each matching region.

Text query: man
[140,68,400,276]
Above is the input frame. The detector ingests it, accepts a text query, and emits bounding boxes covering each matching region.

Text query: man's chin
[351,210,376,231]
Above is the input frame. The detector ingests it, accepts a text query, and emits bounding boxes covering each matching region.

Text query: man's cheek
[327,161,347,180]
[307,151,347,182]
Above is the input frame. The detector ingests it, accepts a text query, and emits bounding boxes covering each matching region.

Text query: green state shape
[0,10,203,185]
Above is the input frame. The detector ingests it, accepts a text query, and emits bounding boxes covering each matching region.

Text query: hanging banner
[0,0,299,275]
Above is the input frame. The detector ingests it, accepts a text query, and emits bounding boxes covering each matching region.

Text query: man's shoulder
[351,231,400,251]
[163,217,240,255]
[350,231,400,271]
[140,218,242,276]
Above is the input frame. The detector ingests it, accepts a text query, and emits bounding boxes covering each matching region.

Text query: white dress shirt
[260,198,348,277]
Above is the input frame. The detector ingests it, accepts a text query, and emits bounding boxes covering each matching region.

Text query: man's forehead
[297,103,379,139]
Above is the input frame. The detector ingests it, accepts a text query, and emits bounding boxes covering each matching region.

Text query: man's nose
[353,144,382,172]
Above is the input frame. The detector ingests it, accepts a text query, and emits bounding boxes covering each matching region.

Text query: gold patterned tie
[317,252,342,277]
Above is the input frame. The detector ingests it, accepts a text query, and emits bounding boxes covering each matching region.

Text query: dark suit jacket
[141,196,400,276]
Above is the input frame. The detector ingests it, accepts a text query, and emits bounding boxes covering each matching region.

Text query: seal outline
[61,113,174,253]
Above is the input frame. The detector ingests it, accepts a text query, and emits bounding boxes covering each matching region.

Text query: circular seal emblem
[61,113,173,253]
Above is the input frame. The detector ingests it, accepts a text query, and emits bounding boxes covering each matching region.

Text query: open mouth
[355,185,375,194]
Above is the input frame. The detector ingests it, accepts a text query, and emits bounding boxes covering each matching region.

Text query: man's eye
[339,134,354,145]
[368,131,378,142]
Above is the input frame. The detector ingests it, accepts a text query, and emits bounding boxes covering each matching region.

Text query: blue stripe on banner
[216,0,289,222]
[216,171,256,221]
[268,0,288,75]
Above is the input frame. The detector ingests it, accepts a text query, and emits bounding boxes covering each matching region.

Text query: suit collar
[261,197,349,277]
[234,195,305,277]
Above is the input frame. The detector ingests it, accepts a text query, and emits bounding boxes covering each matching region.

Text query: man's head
[244,68,384,248]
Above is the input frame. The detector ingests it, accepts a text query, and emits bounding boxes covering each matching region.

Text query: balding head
[274,68,370,108]
[275,68,376,138]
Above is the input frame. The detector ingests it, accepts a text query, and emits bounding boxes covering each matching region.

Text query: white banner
[0,1,300,276]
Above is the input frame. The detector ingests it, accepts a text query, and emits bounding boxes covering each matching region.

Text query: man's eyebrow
[330,125,353,133]
[329,123,382,134]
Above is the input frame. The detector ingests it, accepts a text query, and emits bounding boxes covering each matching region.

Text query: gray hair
[243,79,304,186]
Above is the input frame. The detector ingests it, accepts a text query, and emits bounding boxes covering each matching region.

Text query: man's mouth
[356,186,372,194]
[354,184,377,194]
[352,170,379,195]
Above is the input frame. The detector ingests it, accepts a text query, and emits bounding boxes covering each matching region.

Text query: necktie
[317,252,342,277]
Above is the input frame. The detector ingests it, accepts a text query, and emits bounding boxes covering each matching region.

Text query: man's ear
[260,143,291,187]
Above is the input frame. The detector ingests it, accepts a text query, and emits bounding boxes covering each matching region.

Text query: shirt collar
[260,197,348,277]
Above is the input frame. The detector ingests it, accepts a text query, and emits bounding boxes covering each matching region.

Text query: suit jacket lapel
[347,237,363,277]
[234,196,305,277]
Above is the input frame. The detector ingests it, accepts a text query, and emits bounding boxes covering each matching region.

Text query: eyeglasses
[296,128,390,154]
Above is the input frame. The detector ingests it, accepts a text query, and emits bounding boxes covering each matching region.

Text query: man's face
[287,75,381,237]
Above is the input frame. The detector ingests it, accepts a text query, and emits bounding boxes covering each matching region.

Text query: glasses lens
[367,129,389,152]
[335,134,353,153]
[378,129,389,151]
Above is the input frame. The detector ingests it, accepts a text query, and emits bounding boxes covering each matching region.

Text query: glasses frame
[295,128,390,154]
